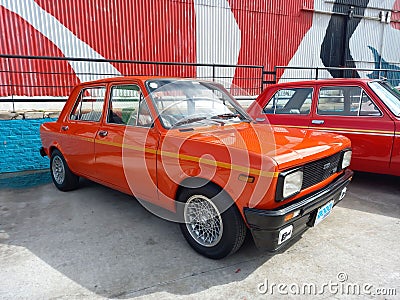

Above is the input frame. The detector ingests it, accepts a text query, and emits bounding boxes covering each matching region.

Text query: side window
[263,88,313,115]
[108,85,141,125]
[70,87,106,121]
[318,86,382,116]
[107,84,153,127]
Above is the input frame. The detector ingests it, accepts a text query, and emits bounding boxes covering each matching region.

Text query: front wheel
[50,149,79,191]
[178,185,246,259]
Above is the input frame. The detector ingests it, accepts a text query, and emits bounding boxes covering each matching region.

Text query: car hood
[165,122,351,170]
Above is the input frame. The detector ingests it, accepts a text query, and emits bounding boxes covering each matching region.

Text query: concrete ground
[0,171,399,299]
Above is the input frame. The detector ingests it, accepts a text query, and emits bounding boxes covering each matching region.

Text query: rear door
[60,85,106,178]
[257,85,316,129]
[311,83,395,173]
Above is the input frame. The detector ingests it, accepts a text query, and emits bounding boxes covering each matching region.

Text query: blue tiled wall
[0,119,57,173]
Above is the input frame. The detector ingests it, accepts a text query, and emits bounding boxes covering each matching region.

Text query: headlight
[276,169,303,201]
[283,170,303,198]
[341,150,352,169]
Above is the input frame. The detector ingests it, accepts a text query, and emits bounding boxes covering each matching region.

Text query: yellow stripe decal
[281,125,394,135]
[94,139,277,178]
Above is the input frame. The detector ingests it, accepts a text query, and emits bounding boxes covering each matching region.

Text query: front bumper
[244,169,353,252]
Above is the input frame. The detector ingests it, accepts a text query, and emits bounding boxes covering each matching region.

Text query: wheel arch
[48,144,77,176]
[175,176,239,212]
[49,145,59,156]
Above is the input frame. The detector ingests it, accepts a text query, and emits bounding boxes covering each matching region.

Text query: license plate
[314,200,334,226]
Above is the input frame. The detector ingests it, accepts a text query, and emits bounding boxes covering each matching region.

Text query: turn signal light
[284,210,300,222]
[238,174,255,183]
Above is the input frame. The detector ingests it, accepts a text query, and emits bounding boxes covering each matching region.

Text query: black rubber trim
[243,169,353,251]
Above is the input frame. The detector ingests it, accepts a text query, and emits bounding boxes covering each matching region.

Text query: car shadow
[1,176,290,298]
[338,171,400,219]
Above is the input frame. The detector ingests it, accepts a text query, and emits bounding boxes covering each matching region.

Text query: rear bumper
[244,169,354,252]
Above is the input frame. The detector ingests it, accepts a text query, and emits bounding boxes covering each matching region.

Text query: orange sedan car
[40,77,353,259]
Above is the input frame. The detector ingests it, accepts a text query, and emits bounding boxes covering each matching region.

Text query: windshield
[145,79,252,128]
[369,81,400,117]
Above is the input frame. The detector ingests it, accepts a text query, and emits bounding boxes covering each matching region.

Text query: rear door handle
[312,120,325,125]
[61,126,69,131]
[98,130,108,137]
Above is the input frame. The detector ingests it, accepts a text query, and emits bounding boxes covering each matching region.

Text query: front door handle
[312,120,325,125]
[98,130,108,137]
[61,126,69,131]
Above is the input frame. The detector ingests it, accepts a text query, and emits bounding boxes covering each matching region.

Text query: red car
[248,79,400,176]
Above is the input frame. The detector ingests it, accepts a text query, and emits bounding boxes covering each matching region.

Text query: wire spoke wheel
[50,149,79,192]
[184,195,223,247]
[52,155,65,185]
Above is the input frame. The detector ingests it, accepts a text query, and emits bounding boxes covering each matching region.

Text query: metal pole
[378,13,388,79]
[261,67,265,93]
[212,65,215,82]
[6,58,15,112]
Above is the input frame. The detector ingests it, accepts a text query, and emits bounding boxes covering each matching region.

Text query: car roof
[270,78,377,87]
[80,76,209,85]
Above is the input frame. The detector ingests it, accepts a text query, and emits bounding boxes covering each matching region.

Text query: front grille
[302,152,341,189]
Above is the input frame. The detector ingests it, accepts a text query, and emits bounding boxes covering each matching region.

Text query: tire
[50,149,79,191]
[178,184,246,259]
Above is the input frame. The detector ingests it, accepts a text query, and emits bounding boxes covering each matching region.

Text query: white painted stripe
[194,0,241,87]
[280,0,334,82]
[0,0,121,82]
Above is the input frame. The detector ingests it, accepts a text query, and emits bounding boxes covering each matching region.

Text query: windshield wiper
[172,116,208,127]
[173,116,226,128]
[211,113,239,119]
[211,113,251,122]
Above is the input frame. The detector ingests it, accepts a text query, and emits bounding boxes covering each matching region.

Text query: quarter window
[70,87,106,121]
[263,88,313,115]
[137,99,153,127]
[318,86,381,116]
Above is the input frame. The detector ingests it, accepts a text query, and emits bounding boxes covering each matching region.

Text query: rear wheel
[178,184,246,259]
[50,149,79,191]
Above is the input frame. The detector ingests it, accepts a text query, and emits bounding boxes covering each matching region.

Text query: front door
[259,85,315,130]
[311,83,395,173]
[95,83,159,201]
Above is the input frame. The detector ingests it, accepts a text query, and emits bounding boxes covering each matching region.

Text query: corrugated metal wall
[1,0,400,98]
[0,0,198,97]
[0,0,315,98]
[229,0,313,91]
